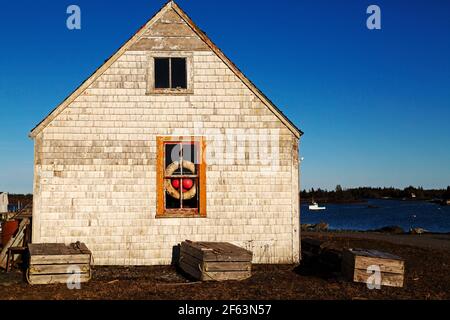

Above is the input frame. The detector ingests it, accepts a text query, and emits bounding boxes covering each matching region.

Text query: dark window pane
[181,143,199,165]
[165,187,181,209]
[155,58,170,88]
[183,179,199,209]
[165,143,182,167]
[171,58,187,89]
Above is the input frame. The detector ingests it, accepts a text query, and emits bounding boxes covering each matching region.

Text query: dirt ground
[1,232,450,300]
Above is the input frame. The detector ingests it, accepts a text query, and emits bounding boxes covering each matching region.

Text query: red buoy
[171,179,180,189]
[182,179,194,191]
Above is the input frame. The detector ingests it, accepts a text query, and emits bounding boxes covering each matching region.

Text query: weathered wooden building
[0,193,8,213]
[29,1,303,265]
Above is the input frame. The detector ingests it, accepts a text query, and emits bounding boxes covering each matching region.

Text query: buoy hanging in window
[164,160,197,200]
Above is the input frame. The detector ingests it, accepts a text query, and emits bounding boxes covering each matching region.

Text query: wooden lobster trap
[26,242,92,285]
[342,248,405,287]
[179,240,253,281]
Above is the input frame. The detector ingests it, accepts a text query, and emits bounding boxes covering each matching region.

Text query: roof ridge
[30,1,302,138]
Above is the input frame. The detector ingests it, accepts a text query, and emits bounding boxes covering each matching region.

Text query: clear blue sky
[0,0,449,193]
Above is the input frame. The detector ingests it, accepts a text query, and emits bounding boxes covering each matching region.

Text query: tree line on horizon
[301,186,450,203]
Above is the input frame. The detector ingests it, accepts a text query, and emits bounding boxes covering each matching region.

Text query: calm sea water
[301,199,450,233]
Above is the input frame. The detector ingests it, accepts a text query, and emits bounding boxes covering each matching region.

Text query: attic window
[155,57,187,89]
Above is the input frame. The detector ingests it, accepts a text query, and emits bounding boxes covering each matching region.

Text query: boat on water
[308,202,326,211]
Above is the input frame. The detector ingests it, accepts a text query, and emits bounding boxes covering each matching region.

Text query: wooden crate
[27,243,92,285]
[179,241,252,281]
[342,248,405,287]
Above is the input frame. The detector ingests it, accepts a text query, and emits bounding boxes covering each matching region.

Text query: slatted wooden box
[342,248,405,287]
[179,241,253,281]
[27,243,92,285]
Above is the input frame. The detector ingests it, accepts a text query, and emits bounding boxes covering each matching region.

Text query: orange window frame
[156,136,207,218]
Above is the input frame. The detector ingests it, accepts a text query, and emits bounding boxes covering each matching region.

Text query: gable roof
[29,0,303,139]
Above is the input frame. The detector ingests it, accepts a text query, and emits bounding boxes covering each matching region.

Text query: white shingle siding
[32,7,300,266]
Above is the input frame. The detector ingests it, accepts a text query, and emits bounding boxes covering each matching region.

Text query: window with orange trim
[156,137,206,218]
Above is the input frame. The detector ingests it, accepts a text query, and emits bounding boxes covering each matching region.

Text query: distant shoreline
[302,227,450,236]
[300,186,450,206]
[300,197,449,205]
[300,198,367,205]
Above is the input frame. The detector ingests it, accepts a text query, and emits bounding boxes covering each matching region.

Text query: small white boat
[308,202,326,211]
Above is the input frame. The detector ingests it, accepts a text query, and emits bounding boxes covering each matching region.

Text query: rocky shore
[301,223,447,235]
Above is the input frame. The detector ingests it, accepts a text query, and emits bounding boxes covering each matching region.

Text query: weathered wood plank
[352,269,404,288]
[203,261,251,272]
[179,256,202,279]
[342,248,405,287]
[0,218,29,269]
[354,256,404,273]
[180,252,251,272]
[179,260,202,280]
[203,252,252,262]
[27,273,91,285]
[179,250,201,264]
[143,21,195,37]
[193,241,252,256]
[29,243,91,255]
[28,243,92,265]
[181,246,248,262]
[158,9,185,24]
[180,242,206,261]
[179,241,253,281]
[181,241,252,262]
[27,243,93,284]
[29,264,90,275]
[180,260,251,281]
[29,243,65,255]
[30,254,91,265]
[201,270,251,281]
[342,249,404,274]
[130,37,209,51]
[350,248,402,260]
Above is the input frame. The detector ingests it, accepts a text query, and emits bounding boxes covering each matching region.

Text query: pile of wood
[0,218,30,269]
[179,240,252,281]
[342,248,405,287]
[27,242,92,285]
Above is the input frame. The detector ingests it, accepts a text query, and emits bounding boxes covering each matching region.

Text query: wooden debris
[0,218,30,269]
[6,247,27,272]
[342,248,405,287]
[26,242,92,285]
[179,241,252,281]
